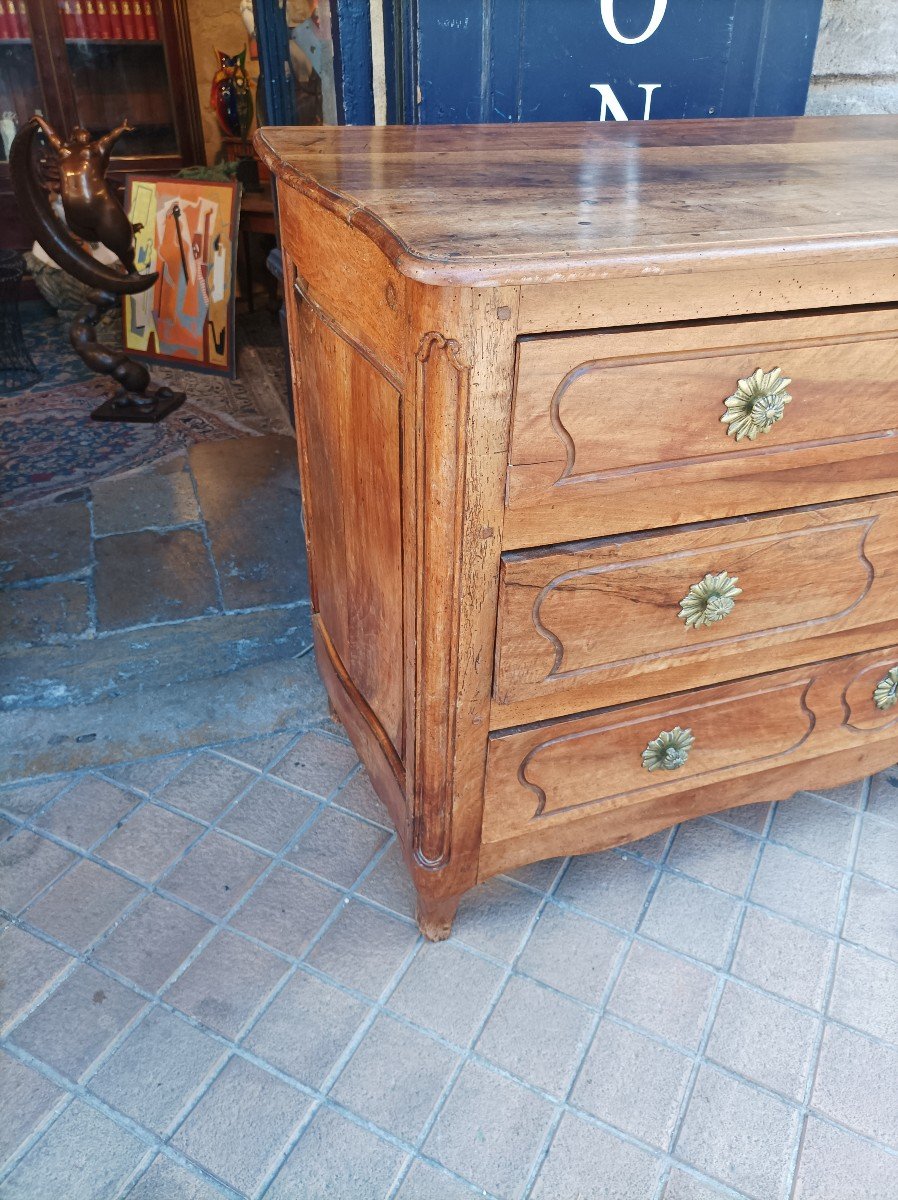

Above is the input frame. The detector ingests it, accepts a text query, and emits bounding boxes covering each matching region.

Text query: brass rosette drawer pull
[873,666,898,711]
[642,726,695,772]
[679,571,742,629]
[722,367,792,440]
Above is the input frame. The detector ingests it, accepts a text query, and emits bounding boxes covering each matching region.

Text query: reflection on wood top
[255,117,898,285]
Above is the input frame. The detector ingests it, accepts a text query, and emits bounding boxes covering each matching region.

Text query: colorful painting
[123,176,239,377]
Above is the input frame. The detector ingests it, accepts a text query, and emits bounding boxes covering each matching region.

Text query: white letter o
[600,0,668,44]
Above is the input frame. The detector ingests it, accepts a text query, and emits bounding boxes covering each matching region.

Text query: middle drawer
[492,495,898,727]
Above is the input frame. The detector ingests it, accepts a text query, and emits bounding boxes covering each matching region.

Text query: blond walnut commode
[257,117,898,939]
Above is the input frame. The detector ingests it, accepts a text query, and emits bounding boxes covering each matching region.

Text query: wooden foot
[416,892,461,942]
[327,696,341,725]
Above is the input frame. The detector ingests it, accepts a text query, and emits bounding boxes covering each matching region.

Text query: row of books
[0,1,27,38]
[59,0,160,41]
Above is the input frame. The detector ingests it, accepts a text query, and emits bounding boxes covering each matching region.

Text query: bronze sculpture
[9,115,185,421]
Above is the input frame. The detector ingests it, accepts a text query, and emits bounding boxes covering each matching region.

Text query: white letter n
[589,83,661,121]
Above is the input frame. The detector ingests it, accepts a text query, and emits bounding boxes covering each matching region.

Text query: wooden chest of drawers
[257,117,898,939]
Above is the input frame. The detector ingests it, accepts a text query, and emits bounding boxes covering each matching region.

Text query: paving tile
[161,831,268,918]
[103,753,188,795]
[91,894,212,992]
[10,964,145,1081]
[855,812,898,887]
[666,818,759,894]
[572,1020,692,1149]
[387,942,504,1046]
[270,732,359,799]
[531,1110,664,1200]
[828,943,898,1043]
[229,866,341,958]
[808,779,866,809]
[451,877,543,962]
[96,802,202,882]
[503,856,568,892]
[0,1050,65,1170]
[332,768,391,825]
[266,1105,405,1200]
[0,498,91,585]
[0,830,75,914]
[26,859,141,952]
[172,1055,311,1196]
[711,801,770,833]
[89,1009,225,1135]
[662,1169,733,1198]
[155,753,256,823]
[812,1022,898,1146]
[476,975,593,1097]
[164,929,287,1039]
[214,731,297,771]
[395,1158,482,1199]
[424,1060,556,1197]
[769,792,857,865]
[556,851,655,929]
[34,776,137,849]
[793,1115,898,1200]
[244,969,369,1087]
[750,842,844,932]
[730,908,834,1009]
[331,1013,458,1141]
[94,527,220,631]
[706,980,817,1101]
[641,874,740,968]
[0,579,90,645]
[356,839,418,921]
[128,1154,225,1200]
[218,777,316,853]
[91,457,199,536]
[306,900,418,998]
[517,903,625,1006]
[287,806,388,889]
[867,767,898,824]
[0,1099,146,1200]
[675,1065,801,1200]
[0,779,63,819]
[0,926,73,1035]
[607,940,717,1051]
[622,829,672,863]
[0,816,13,842]
[841,873,898,961]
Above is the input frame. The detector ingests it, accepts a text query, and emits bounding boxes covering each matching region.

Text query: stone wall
[806,0,898,115]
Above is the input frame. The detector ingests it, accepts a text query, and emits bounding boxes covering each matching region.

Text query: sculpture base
[90,387,186,424]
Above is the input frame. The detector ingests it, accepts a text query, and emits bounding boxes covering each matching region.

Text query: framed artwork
[122,175,240,378]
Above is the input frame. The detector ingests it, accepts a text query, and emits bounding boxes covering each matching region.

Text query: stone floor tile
[0,579,90,646]
[34,776,137,850]
[102,753,189,796]
[0,815,12,842]
[793,1115,898,1200]
[395,1158,482,1199]
[675,1065,801,1200]
[866,768,898,825]
[265,1105,405,1200]
[332,768,391,825]
[641,874,740,968]
[502,856,568,893]
[828,943,898,1043]
[331,1013,458,1141]
[705,980,817,1101]
[0,498,91,585]
[213,731,298,772]
[10,964,145,1081]
[750,843,844,932]
[812,1023,898,1147]
[475,975,593,1097]
[808,779,866,809]
[666,819,759,895]
[96,802,202,882]
[855,812,898,888]
[0,926,73,1035]
[451,877,543,962]
[217,777,315,853]
[387,942,504,1047]
[841,874,898,961]
[89,1009,225,1135]
[164,929,288,1039]
[91,894,212,992]
[424,1060,556,1197]
[0,1099,146,1200]
[229,866,341,958]
[517,903,625,1006]
[356,839,418,921]
[243,969,369,1087]
[572,1020,692,1150]
[270,732,359,799]
[154,753,256,823]
[531,1110,664,1200]
[607,941,717,1051]
[0,1050,65,1170]
[769,793,857,866]
[0,830,75,914]
[0,779,63,819]
[161,831,268,918]
[26,859,141,952]
[622,829,672,863]
[711,801,770,833]
[730,908,834,1009]
[91,458,199,536]
[127,1154,225,1200]
[662,1168,734,1198]
[172,1055,311,1196]
[287,807,388,889]
[556,851,656,930]
[306,900,418,998]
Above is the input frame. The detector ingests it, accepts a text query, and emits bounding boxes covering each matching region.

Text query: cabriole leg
[416,892,461,942]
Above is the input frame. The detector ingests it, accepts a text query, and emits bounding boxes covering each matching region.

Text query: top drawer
[505,308,898,548]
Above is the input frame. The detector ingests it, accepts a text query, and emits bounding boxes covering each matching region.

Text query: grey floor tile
[866,768,898,825]
[387,942,504,1047]
[793,1115,898,1200]
[424,1060,556,1197]
[332,769,391,826]
[0,926,73,1035]
[0,1099,146,1200]
[356,840,418,921]
[0,498,91,585]
[502,856,568,893]
[26,860,141,952]
[0,579,89,645]
[711,802,770,834]
[127,1153,226,1200]
[244,969,370,1087]
[0,779,64,820]
[769,793,857,866]
[271,733,359,799]
[217,778,316,853]
[451,878,543,962]
[750,843,844,933]
[662,1169,734,1198]
[855,813,898,888]
[89,1009,225,1136]
[675,1065,801,1200]
[607,940,717,1051]
[155,753,256,823]
[91,893,212,992]
[705,980,817,1101]
[96,803,202,882]
[556,851,655,930]
[172,1055,311,1196]
[266,1107,406,1200]
[572,1020,692,1150]
[812,1022,898,1147]
[306,901,418,998]
[286,807,388,888]
[0,830,75,914]
[331,1013,458,1142]
[102,754,188,796]
[0,815,13,842]
[666,819,759,895]
[475,975,593,1097]
[623,829,673,863]
[34,776,137,849]
[841,874,898,961]
[214,731,298,772]
[163,929,288,1039]
[641,874,740,968]
[91,458,199,536]
[517,904,624,1008]
[808,779,866,809]
[395,1158,483,1199]
[161,831,268,918]
[730,908,834,1009]
[0,1050,65,1170]
[229,866,341,958]
[828,943,898,1043]
[10,963,145,1082]
[531,1110,664,1200]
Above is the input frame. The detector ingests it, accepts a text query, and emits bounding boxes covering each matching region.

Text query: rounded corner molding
[721,367,792,441]
[642,726,695,772]
[873,666,898,711]
[678,571,742,629]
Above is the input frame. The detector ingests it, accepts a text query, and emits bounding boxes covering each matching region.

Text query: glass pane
[0,20,42,163]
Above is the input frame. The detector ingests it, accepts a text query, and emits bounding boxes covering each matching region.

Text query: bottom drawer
[481,646,898,875]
